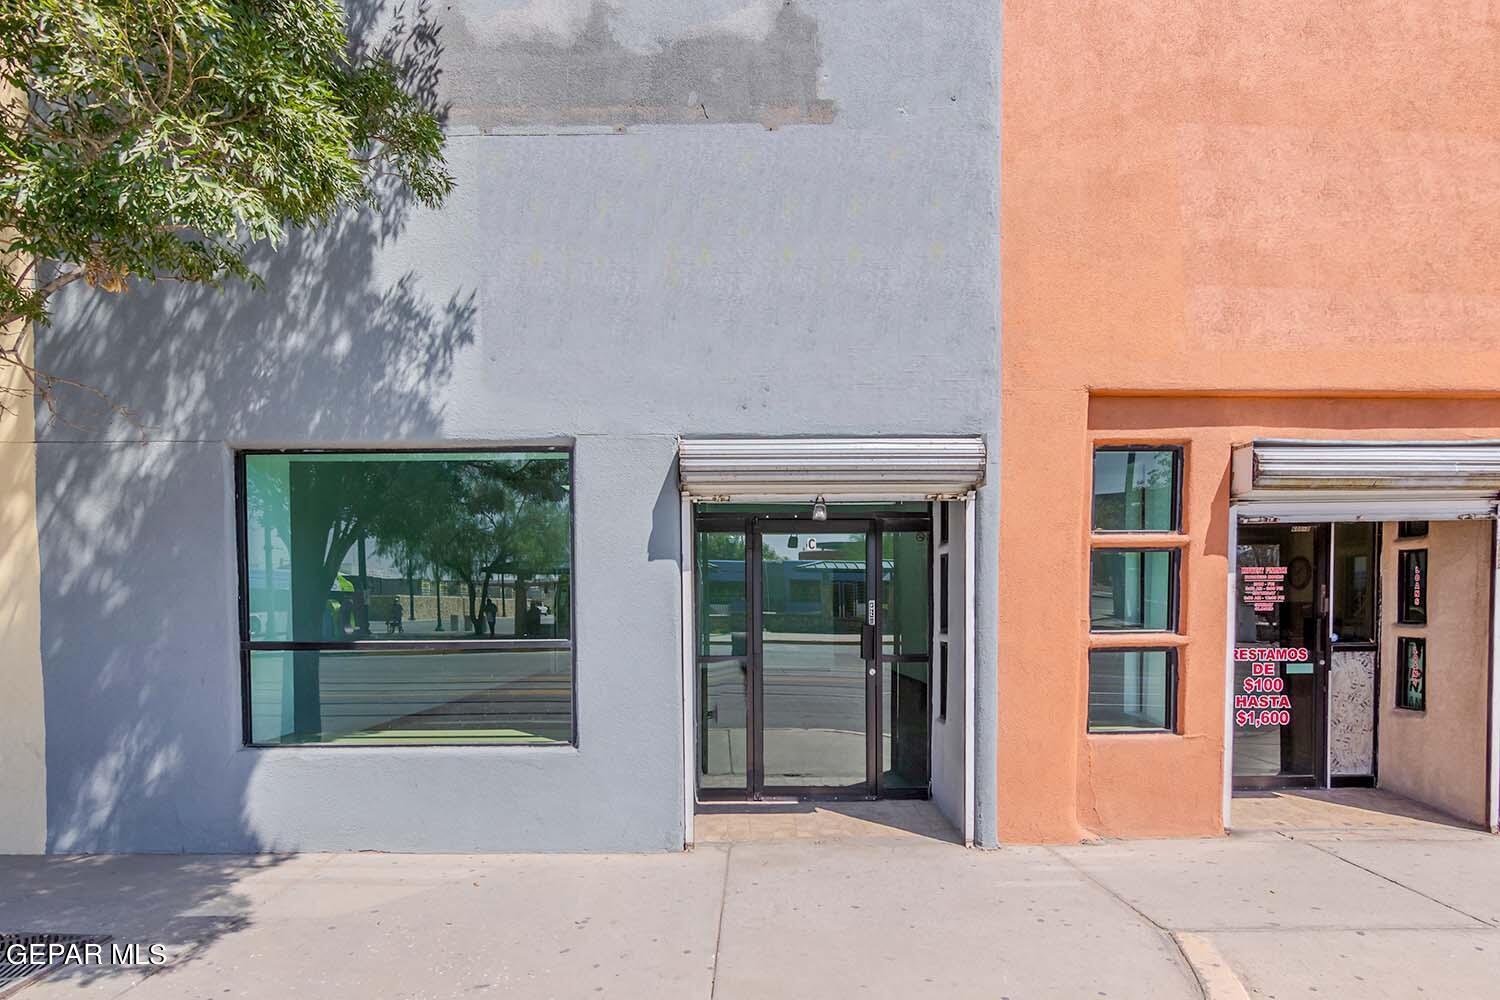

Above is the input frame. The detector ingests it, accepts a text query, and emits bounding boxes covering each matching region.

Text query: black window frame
[1090,445,1184,534]
[1088,546,1182,633]
[939,552,950,634]
[1086,646,1180,734]
[234,445,578,749]
[1395,635,1427,712]
[1398,547,1428,626]
[1330,521,1379,648]
[938,640,949,722]
[1398,521,1429,539]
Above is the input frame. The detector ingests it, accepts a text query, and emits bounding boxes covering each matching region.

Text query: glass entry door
[758,523,873,793]
[695,510,931,800]
[1232,523,1331,788]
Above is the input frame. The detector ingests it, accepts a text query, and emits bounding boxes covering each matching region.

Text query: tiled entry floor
[1231,787,1484,835]
[694,800,960,844]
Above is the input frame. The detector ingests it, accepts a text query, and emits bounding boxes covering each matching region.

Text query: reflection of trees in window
[1093,449,1175,531]
[697,533,783,563]
[252,454,569,642]
[417,459,571,637]
[244,451,573,742]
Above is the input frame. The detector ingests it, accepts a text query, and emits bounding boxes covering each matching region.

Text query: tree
[0,0,453,416]
[420,458,570,637]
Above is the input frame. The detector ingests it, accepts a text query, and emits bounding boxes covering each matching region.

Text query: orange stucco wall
[1000,2,1500,842]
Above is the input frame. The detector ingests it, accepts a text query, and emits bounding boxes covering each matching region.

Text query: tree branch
[34,266,86,300]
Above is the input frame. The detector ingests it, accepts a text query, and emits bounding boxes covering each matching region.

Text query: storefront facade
[1220,444,1500,829]
[1001,1,1500,841]
[9,1,1500,856]
[15,1,1001,854]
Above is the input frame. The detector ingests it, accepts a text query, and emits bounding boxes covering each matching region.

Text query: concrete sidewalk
[3,824,1499,999]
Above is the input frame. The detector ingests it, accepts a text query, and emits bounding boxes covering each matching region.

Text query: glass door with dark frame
[1232,523,1330,788]
[694,509,932,801]
[757,522,872,794]
[694,528,751,791]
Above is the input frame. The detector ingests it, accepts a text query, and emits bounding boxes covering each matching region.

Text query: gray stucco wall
[36,0,999,852]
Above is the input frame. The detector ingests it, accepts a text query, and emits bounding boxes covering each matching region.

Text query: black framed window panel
[1398,521,1429,539]
[695,524,750,792]
[237,449,575,747]
[939,553,950,634]
[1089,548,1179,632]
[1087,648,1178,733]
[879,520,933,792]
[1396,636,1427,712]
[1091,446,1182,533]
[938,641,949,722]
[1398,548,1428,625]
[1331,522,1377,644]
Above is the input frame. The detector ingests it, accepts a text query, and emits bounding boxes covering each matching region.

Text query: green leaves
[0,0,454,330]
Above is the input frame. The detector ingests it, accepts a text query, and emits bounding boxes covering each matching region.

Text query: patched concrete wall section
[440,0,835,128]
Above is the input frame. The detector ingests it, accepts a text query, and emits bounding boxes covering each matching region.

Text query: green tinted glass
[881,529,930,656]
[1092,449,1177,531]
[244,451,570,642]
[1088,649,1173,732]
[696,532,748,657]
[248,648,571,745]
[883,658,930,788]
[760,530,867,788]
[1089,549,1175,631]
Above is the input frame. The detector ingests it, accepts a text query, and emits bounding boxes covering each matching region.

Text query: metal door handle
[867,667,876,677]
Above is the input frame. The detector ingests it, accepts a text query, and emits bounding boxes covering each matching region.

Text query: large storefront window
[239,450,573,746]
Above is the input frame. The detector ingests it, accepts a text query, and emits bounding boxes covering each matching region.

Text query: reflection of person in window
[325,597,349,638]
[482,597,498,637]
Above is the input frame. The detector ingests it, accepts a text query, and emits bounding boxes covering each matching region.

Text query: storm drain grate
[0,933,112,997]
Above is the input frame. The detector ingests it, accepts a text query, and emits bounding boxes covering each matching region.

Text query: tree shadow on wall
[22,1,472,985]
[40,0,470,443]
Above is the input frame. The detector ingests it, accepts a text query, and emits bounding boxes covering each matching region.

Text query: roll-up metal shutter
[678,437,986,500]
[1231,440,1500,518]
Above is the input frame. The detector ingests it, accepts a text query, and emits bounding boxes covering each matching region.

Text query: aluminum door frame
[752,517,877,799]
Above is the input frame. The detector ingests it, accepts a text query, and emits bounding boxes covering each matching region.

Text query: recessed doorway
[1232,521,1380,790]
[694,506,932,800]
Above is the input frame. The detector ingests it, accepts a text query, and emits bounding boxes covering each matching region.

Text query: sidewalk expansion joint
[709,843,732,1000]
[1299,838,1495,929]
[1047,847,1213,1000]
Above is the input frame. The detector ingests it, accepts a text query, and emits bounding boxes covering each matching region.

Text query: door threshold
[697,796,875,806]
[696,792,930,807]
